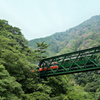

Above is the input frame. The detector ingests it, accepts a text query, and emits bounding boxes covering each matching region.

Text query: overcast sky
[0,0,100,40]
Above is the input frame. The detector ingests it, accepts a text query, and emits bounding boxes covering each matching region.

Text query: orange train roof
[31,66,58,72]
[38,66,58,71]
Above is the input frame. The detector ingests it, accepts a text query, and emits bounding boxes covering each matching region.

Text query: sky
[0,0,100,40]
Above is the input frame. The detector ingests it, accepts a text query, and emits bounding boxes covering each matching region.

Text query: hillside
[28,15,100,56]
[0,19,95,100]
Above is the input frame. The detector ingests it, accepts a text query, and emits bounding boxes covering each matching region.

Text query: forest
[0,15,100,100]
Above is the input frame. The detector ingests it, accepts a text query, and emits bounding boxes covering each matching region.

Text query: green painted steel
[39,46,100,77]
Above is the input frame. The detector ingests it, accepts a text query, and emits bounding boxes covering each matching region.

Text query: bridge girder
[39,46,100,77]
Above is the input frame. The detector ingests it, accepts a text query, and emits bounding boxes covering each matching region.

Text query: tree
[35,41,50,61]
[0,65,25,100]
[0,19,39,94]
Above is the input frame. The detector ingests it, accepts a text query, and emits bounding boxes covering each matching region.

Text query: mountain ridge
[28,15,100,56]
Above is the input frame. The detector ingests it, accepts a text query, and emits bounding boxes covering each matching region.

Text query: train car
[31,62,58,72]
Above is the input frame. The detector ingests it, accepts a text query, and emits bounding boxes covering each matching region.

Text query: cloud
[0,0,100,40]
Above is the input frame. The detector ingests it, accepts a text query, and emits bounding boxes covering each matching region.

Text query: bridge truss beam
[39,46,100,77]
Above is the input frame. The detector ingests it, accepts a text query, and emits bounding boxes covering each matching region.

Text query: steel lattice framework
[39,46,100,78]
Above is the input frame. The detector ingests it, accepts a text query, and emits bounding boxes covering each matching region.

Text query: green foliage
[26,92,51,100]
[84,81,100,92]
[0,65,25,100]
[0,19,41,99]
[66,86,93,100]
[47,75,70,97]
[28,32,70,57]
[74,71,97,86]
[35,41,50,61]
[95,86,100,100]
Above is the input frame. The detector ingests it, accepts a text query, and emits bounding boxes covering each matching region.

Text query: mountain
[28,15,100,57]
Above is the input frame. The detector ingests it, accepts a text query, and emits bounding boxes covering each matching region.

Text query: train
[31,62,58,72]
[31,55,97,73]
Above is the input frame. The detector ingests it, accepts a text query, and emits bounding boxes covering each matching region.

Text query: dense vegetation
[0,19,95,100]
[28,15,100,99]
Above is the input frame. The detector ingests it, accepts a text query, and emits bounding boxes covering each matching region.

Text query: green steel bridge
[39,46,100,78]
